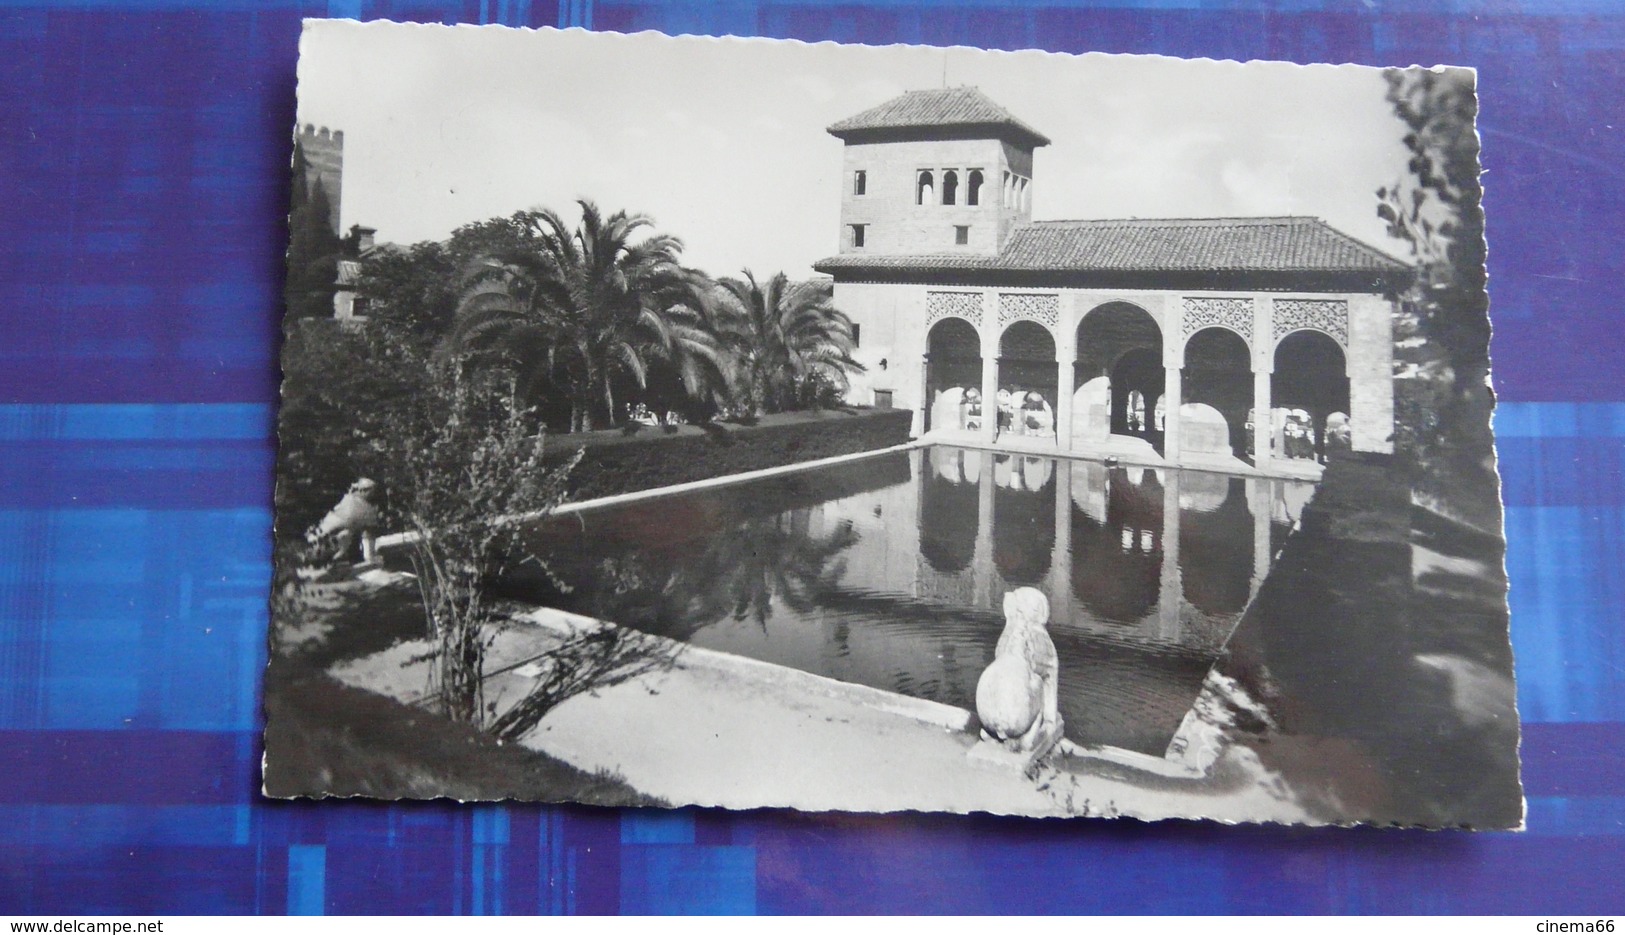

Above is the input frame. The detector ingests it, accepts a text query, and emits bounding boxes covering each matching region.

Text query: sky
[297,22,1419,279]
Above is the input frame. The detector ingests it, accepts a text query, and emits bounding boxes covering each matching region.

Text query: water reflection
[518,447,1315,763]
[1070,465,1162,624]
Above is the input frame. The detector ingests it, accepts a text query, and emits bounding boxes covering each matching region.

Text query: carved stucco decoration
[1180,297,1254,342]
[926,291,983,328]
[997,293,1059,331]
[1272,298,1349,347]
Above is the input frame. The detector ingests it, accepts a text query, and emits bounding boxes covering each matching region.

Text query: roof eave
[813,257,1413,291]
[825,122,1051,148]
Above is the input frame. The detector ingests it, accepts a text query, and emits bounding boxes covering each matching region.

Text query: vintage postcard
[266,21,1520,827]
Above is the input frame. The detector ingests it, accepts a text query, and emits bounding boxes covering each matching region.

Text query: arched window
[1003,171,1013,208]
[967,169,983,206]
[942,170,959,205]
[916,170,934,206]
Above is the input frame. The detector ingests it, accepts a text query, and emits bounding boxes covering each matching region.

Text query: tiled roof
[813,217,1410,277]
[335,259,363,287]
[827,87,1051,147]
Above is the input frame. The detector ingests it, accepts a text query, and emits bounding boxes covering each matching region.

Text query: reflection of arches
[921,451,978,573]
[1019,455,1053,491]
[1071,467,1163,623]
[929,445,965,482]
[1070,460,1108,523]
[993,459,1055,584]
[998,321,1058,439]
[1179,476,1253,616]
[942,170,959,205]
[967,169,984,206]
[1075,303,1164,448]
[925,318,983,433]
[1272,330,1349,463]
[1182,327,1252,458]
[917,170,935,205]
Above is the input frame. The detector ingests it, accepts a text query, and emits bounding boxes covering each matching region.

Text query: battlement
[294,123,345,235]
[298,124,345,145]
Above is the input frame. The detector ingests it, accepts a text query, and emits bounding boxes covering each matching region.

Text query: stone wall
[543,408,914,503]
[1347,293,1396,453]
[839,138,1031,257]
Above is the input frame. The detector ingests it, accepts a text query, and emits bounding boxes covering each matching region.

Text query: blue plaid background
[2,0,1622,914]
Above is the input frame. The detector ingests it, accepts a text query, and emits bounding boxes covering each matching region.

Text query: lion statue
[974,587,1063,754]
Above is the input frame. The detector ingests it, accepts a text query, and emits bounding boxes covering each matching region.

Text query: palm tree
[447,202,728,432]
[715,271,863,417]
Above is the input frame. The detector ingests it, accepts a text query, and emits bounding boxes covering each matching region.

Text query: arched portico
[1272,330,1350,464]
[896,287,1383,474]
[996,320,1058,440]
[924,317,983,434]
[1181,327,1252,459]
[1073,302,1165,451]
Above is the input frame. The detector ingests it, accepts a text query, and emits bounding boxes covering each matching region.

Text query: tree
[714,271,863,416]
[448,201,729,432]
[275,319,432,539]
[382,363,580,723]
[285,142,344,320]
[1376,67,1499,527]
[352,213,545,347]
[1376,67,1488,390]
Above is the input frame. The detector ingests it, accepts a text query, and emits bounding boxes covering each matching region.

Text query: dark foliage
[285,142,344,321]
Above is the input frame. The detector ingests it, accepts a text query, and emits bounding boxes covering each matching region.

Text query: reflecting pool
[507,446,1316,760]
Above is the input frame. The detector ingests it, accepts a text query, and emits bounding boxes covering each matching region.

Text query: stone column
[1253,367,1272,474]
[1163,366,1183,463]
[980,315,1000,445]
[1055,319,1076,452]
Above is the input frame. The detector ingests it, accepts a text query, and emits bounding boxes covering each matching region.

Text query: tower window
[852,323,861,346]
[942,169,959,206]
[916,170,934,205]
[853,170,867,196]
[849,224,866,248]
[967,169,983,206]
[955,225,969,245]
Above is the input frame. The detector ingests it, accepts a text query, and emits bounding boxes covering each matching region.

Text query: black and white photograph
[266,21,1520,827]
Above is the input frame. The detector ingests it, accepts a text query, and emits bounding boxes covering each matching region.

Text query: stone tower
[825,87,1049,258]
[296,124,345,235]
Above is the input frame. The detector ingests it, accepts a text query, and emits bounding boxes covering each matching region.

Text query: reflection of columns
[1048,464,1073,627]
[1163,366,1183,462]
[1253,368,1272,473]
[980,325,1000,445]
[1157,469,1183,641]
[1249,477,1271,599]
[1056,323,1077,451]
[972,451,995,607]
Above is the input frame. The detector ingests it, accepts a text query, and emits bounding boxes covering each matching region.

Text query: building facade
[814,87,1411,477]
